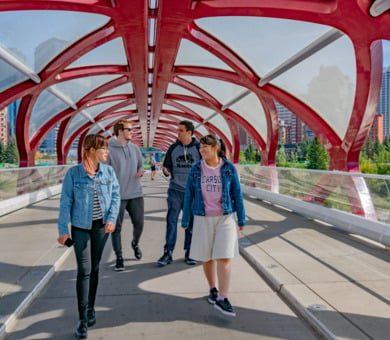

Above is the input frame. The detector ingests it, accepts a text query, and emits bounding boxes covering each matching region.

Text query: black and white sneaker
[114,256,124,271]
[214,298,236,317]
[157,250,173,266]
[184,249,197,265]
[208,287,218,304]
[132,240,142,260]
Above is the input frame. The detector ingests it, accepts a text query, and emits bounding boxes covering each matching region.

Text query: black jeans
[111,197,144,258]
[72,220,108,321]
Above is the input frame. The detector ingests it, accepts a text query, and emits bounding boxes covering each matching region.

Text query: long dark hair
[199,134,226,158]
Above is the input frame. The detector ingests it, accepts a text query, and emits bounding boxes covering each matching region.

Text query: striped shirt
[92,177,103,220]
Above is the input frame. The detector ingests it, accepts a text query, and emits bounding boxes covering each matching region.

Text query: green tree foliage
[306,137,329,169]
[276,145,288,167]
[4,137,19,164]
[0,140,5,163]
[244,144,256,163]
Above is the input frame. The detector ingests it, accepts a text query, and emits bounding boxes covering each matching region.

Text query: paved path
[1,174,389,339]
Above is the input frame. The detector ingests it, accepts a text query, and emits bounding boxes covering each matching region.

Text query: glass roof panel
[98,83,133,97]
[207,114,232,141]
[0,10,109,73]
[230,92,267,140]
[167,83,201,98]
[67,38,128,68]
[162,104,185,112]
[195,16,330,76]
[0,58,28,92]
[29,90,69,139]
[173,100,216,120]
[66,100,125,140]
[271,35,356,139]
[88,115,126,135]
[31,75,122,137]
[180,76,247,105]
[113,104,137,112]
[175,39,233,71]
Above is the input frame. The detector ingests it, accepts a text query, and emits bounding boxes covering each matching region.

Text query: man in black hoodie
[107,120,145,271]
[157,121,201,266]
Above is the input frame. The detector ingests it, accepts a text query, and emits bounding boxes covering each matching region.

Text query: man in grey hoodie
[107,120,145,271]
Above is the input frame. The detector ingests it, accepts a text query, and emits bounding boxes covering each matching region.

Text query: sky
[383,40,390,67]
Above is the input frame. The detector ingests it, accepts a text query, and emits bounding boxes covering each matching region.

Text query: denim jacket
[181,159,246,228]
[58,163,121,235]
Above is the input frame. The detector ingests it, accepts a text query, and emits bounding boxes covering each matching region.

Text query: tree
[244,144,256,163]
[306,137,329,170]
[4,137,19,164]
[0,140,5,163]
[276,145,288,167]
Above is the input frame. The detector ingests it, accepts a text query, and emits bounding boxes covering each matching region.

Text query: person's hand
[105,222,116,233]
[135,170,145,178]
[57,234,70,245]
[162,167,170,177]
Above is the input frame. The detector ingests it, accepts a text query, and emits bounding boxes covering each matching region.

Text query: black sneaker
[132,240,142,260]
[157,250,172,266]
[208,287,218,304]
[87,307,96,327]
[114,256,124,271]
[214,298,236,317]
[184,249,197,265]
[74,320,87,339]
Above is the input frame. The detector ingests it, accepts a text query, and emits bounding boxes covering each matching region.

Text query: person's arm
[57,169,74,244]
[162,144,174,176]
[231,166,246,228]
[106,166,121,226]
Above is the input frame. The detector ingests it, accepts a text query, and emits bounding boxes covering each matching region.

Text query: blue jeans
[72,219,108,321]
[164,188,193,252]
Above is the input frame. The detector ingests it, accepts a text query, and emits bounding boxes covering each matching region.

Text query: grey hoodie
[106,138,144,200]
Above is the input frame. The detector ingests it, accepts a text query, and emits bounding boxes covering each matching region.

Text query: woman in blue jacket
[57,134,120,339]
[182,135,246,317]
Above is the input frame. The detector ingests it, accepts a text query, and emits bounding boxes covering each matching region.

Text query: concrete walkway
[0,174,389,339]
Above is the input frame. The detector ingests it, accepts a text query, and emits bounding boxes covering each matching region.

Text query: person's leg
[164,188,182,252]
[128,197,144,259]
[71,226,91,324]
[203,260,217,288]
[88,219,109,312]
[111,200,126,258]
[216,258,231,297]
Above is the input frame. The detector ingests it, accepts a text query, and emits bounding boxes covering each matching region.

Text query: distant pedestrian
[157,120,201,266]
[150,152,157,180]
[182,134,246,317]
[107,120,145,271]
[57,134,120,339]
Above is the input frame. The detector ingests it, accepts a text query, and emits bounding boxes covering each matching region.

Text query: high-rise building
[378,67,390,137]
[368,114,384,143]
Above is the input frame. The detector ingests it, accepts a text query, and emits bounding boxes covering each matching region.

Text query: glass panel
[383,39,390,67]
[89,115,126,134]
[180,76,247,105]
[195,17,330,76]
[98,83,133,97]
[272,35,356,139]
[162,104,185,112]
[65,100,124,140]
[67,38,128,68]
[175,39,233,71]
[0,11,109,73]
[230,92,267,140]
[113,104,137,112]
[29,90,69,139]
[173,100,215,120]
[208,114,232,142]
[31,75,121,138]
[0,58,28,91]
[167,83,201,98]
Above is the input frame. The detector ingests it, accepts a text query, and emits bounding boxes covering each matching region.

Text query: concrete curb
[0,246,73,340]
[239,241,337,340]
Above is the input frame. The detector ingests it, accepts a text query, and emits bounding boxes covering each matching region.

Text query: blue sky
[383,40,390,67]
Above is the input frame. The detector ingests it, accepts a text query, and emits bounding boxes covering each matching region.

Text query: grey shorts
[190,214,239,262]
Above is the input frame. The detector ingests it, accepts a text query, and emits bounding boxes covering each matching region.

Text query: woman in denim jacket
[182,135,246,317]
[57,134,120,339]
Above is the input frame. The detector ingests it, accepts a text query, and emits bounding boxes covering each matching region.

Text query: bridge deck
[0,174,389,339]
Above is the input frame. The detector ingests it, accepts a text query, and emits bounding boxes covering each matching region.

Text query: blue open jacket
[181,159,246,228]
[58,163,120,235]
